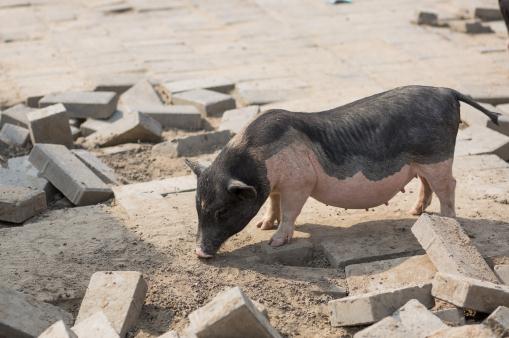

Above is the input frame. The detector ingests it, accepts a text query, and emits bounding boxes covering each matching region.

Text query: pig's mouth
[195,247,215,259]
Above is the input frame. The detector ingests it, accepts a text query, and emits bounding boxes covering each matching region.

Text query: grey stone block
[93,73,142,95]
[475,7,502,22]
[354,299,447,338]
[80,110,124,137]
[495,265,509,285]
[75,271,147,337]
[85,112,162,147]
[72,311,119,338]
[39,91,118,119]
[29,144,112,206]
[0,185,46,223]
[432,272,509,313]
[433,307,465,326]
[118,79,162,112]
[427,324,497,338]
[138,105,202,130]
[449,20,494,34]
[161,77,234,95]
[152,130,231,158]
[172,89,235,117]
[411,214,499,283]
[27,104,73,148]
[188,287,282,338]
[260,239,313,266]
[39,320,77,338]
[484,306,509,337]
[7,155,39,177]
[415,11,449,27]
[0,103,33,128]
[328,284,433,327]
[219,105,259,134]
[72,149,119,185]
[0,167,55,202]
[0,123,29,146]
[0,286,73,337]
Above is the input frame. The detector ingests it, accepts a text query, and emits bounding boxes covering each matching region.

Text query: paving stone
[7,155,39,176]
[449,20,494,34]
[118,79,162,112]
[235,78,308,106]
[345,255,437,295]
[0,185,46,223]
[188,286,282,338]
[161,77,234,95]
[172,89,235,117]
[219,105,259,134]
[484,306,509,337]
[72,149,119,185]
[428,324,498,338]
[495,265,509,285]
[0,103,33,128]
[0,123,29,146]
[85,112,162,147]
[475,7,502,22]
[29,144,112,206]
[432,272,509,313]
[0,286,73,337]
[26,104,73,148]
[328,284,433,327]
[93,74,139,95]
[433,307,465,326]
[138,105,202,130]
[39,91,118,119]
[0,167,55,202]
[72,311,120,338]
[39,320,77,338]
[152,130,231,158]
[260,239,314,266]
[75,271,147,337]
[80,110,124,137]
[411,213,499,283]
[354,299,447,338]
[414,11,449,27]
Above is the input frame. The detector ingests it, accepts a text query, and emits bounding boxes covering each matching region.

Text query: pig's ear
[227,179,257,200]
[185,159,207,177]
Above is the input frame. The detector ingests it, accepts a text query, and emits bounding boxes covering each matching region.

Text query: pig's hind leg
[415,159,456,217]
[256,192,281,230]
[410,176,433,215]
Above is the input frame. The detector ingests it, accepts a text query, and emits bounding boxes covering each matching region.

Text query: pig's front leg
[268,188,310,247]
[256,192,280,230]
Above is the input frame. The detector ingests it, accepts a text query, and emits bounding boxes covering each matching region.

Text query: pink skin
[260,143,456,247]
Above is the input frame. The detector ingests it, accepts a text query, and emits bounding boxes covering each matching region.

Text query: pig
[186,85,501,258]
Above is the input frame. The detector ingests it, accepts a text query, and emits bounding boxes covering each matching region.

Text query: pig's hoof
[256,219,278,230]
[268,233,292,247]
[409,208,423,216]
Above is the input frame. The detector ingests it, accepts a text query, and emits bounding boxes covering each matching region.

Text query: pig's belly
[311,165,416,209]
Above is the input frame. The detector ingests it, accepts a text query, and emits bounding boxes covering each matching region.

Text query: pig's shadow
[214,216,509,283]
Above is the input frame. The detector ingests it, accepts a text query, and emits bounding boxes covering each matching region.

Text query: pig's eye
[215,208,227,221]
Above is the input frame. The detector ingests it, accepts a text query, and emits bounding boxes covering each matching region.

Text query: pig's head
[185,156,268,258]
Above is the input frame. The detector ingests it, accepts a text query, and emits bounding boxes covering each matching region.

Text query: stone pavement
[0,0,507,109]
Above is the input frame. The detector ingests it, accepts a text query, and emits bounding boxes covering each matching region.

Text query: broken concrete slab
[432,272,509,313]
[260,239,314,266]
[0,167,55,202]
[495,265,509,284]
[172,89,235,117]
[39,91,118,119]
[411,214,499,283]
[428,324,498,338]
[353,299,447,338]
[219,105,259,134]
[118,79,162,112]
[328,284,433,326]
[434,307,465,326]
[188,286,282,338]
[85,112,162,147]
[0,286,73,337]
[475,7,502,22]
[29,144,112,206]
[72,311,120,338]
[0,185,46,223]
[0,103,32,128]
[456,126,509,160]
[72,149,119,185]
[138,105,202,130]
[161,77,234,95]
[484,306,509,337]
[345,255,437,295]
[39,320,77,338]
[75,271,147,337]
[449,20,494,34]
[0,123,29,147]
[152,130,231,158]
[7,155,39,176]
[27,104,73,148]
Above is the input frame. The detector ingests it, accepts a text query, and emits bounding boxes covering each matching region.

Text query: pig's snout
[195,247,214,258]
